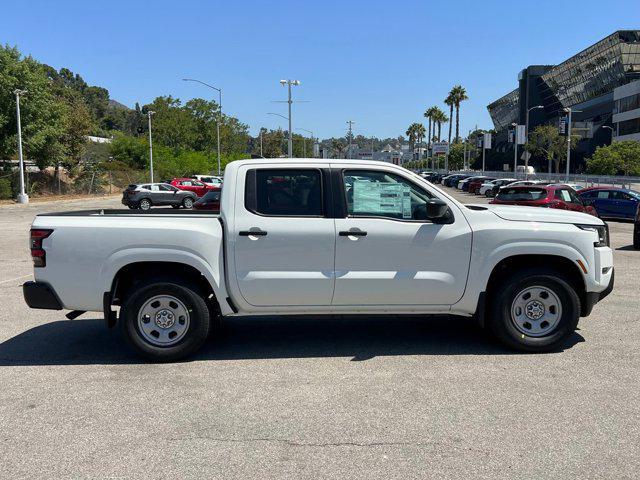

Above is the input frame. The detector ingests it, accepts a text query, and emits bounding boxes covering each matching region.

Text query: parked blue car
[578,187,640,220]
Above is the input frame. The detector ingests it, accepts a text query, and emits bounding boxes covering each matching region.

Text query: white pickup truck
[24,159,614,361]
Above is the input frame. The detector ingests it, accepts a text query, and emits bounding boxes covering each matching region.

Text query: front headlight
[576,224,609,247]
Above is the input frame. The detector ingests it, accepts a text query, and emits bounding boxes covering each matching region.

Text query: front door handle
[239,229,268,236]
[339,230,367,237]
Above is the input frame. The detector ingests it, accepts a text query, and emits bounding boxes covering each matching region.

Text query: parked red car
[490,184,598,216]
[170,178,213,197]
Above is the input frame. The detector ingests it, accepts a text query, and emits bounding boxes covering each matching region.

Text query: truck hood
[471,204,603,225]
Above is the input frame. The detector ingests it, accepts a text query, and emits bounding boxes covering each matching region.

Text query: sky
[1,0,638,140]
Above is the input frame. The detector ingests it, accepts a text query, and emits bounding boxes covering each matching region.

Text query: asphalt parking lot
[0,190,638,479]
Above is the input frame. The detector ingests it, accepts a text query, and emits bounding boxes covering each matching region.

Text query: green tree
[0,45,66,169]
[430,107,448,141]
[526,125,578,174]
[587,141,640,176]
[448,85,468,143]
[423,106,436,150]
[444,93,454,145]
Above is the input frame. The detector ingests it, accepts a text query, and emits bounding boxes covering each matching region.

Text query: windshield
[202,190,221,201]
[496,187,549,201]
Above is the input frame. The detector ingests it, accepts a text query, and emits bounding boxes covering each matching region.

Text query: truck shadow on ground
[0,315,584,366]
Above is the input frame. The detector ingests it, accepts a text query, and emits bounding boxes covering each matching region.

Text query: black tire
[487,268,580,352]
[119,278,210,362]
[634,225,640,250]
[182,197,194,209]
[139,198,152,211]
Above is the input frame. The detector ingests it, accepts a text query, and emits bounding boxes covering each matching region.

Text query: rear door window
[555,189,572,202]
[245,169,323,216]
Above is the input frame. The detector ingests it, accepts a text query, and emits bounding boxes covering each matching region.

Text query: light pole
[267,113,289,156]
[296,128,314,158]
[563,107,581,181]
[182,78,223,175]
[280,79,300,158]
[525,105,544,179]
[14,89,28,204]
[146,111,155,183]
[511,122,518,174]
[602,125,614,144]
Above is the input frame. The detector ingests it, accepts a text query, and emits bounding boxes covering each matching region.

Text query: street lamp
[524,105,544,178]
[602,125,615,144]
[267,113,290,156]
[182,78,223,175]
[279,79,300,158]
[296,128,314,158]
[146,111,155,183]
[14,89,28,204]
[563,107,582,181]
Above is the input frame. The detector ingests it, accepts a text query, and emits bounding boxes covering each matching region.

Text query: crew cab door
[331,166,472,306]
[231,166,335,307]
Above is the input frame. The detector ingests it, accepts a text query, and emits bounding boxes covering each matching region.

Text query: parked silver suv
[121,183,197,210]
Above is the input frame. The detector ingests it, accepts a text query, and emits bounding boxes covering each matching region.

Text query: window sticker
[353,181,412,218]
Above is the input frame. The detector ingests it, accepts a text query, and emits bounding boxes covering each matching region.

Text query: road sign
[432,141,449,155]
[483,133,492,149]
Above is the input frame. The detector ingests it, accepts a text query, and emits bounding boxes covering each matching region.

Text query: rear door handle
[339,230,367,237]
[239,229,268,236]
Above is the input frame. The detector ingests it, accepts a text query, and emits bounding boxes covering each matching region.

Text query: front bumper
[23,281,63,310]
[582,268,614,317]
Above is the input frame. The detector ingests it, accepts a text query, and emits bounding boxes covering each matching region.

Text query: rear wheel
[487,269,580,352]
[119,278,210,362]
[182,197,194,209]
[139,198,152,211]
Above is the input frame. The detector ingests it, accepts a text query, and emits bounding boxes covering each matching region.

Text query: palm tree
[423,106,436,151]
[405,124,418,152]
[430,107,448,141]
[415,123,426,160]
[450,85,469,143]
[445,93,454,146]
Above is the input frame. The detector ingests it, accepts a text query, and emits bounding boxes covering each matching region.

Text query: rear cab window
[497,187,548,201]
[245,169,323,216]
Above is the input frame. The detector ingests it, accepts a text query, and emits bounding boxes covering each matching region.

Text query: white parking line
[0,273,32,285]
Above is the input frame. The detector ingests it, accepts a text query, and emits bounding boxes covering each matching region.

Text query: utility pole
[14,89,29,203]
[147,111,155,183]
[278,79,301,158]
[346,120,355,159]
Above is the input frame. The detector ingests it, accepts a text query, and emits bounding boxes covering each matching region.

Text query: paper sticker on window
[353,181,412,218]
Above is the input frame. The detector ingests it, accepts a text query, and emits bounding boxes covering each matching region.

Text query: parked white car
[193,174,223,188]
[479,178,517,196]
[24,159,614,361]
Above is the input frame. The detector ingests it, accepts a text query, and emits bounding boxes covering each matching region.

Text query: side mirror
[425,198,449,219]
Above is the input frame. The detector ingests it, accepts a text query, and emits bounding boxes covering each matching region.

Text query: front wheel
[182,197,194,209]
[119,279,211,361]
[139,198,152,211]
[487,269,580,352]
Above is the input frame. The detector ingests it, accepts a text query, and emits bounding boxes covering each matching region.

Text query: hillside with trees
[0,44,316,198]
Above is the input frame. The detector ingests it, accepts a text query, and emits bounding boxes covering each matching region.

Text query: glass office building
[485,30,640,172]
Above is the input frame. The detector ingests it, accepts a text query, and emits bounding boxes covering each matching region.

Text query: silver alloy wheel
[139,199,151,210]
[137,295,190,346]
[510,286,563,337]
[183,197,194,208]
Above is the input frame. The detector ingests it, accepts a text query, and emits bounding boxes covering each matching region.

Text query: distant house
[86,135,113,144]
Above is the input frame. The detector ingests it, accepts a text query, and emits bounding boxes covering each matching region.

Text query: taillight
[30,229,53,267]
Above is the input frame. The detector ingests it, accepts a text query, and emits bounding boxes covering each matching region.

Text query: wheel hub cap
[525,300,545,320]
[510,286,562,337]
[155,309,175,329]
